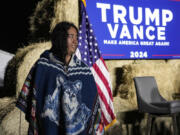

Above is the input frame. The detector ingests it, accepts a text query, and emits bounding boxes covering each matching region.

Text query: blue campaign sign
[86,0,180,59]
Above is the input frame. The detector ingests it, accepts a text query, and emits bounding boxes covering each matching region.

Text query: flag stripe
[96,83,115,121]
[90,67,113,109]
[99,57,112,89]
[100,108,109,126]
[100,57,108,71]
[93,60,113,100]
[98,94,112,124]
[91,67,115,123]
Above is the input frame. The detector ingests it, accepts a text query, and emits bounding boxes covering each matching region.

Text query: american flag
[76,0,116,130]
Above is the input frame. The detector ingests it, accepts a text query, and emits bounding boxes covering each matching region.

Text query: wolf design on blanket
[41,74,91,135]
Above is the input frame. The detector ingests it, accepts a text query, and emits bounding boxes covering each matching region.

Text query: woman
[16,21,104,135]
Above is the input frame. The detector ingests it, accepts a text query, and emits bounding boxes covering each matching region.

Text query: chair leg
[146,114,153,135]
[172,114,178,135]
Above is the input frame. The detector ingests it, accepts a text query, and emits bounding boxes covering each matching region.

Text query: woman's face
[67,27,78,56]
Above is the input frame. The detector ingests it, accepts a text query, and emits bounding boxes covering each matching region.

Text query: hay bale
[50,0,79,31]
[4,42,51,97]
[17,42,51,97]
[0,107,28,135]
[4,45,36,97]
[105,60,135,96]
[0,97,15,123]
[29,0,57,42]
[29,0,78,42]
[133,59,166,64]
[167,60,180,93]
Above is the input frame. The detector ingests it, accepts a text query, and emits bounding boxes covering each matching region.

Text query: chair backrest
[134,76,165,109]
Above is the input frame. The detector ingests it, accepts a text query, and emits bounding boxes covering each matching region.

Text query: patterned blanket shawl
[16,50,104,135]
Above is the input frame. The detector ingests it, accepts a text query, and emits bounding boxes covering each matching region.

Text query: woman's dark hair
[50,21,78,63]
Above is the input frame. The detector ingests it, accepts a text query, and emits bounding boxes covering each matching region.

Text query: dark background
[0,1,38,54]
